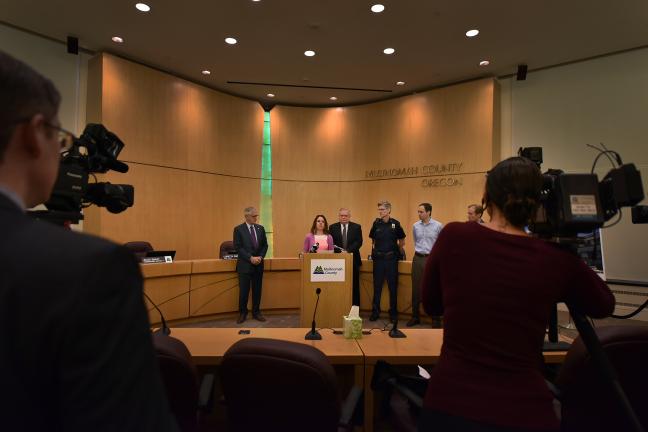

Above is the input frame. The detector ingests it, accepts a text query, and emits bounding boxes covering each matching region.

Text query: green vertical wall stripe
[260,110,273,257]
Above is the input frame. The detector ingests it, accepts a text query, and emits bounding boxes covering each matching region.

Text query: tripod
[564,306,645,432]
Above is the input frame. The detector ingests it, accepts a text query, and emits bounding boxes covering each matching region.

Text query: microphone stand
[305,288,322,340]
[389,317,406,338]
[144,292,171,335]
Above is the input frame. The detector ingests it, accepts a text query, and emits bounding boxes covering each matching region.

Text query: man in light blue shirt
[408,202,443,327]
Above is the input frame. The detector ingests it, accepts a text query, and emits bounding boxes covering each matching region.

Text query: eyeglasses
[11,118,76,153]
[45,123,76,153]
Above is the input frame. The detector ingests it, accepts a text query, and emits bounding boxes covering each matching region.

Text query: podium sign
[310,259,346,282]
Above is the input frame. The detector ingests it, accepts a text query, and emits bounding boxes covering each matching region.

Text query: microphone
[309,242,319,253]
[389,317,406,338]
[305,288,323,340]
[107,159,129,173]
[143,291,171,335]
[333,244,345,253]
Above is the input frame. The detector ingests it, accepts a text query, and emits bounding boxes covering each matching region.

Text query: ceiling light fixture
[225,37,237,45]
[201,70,211,75]
[383,47,395,55]
[111,36,124,43]
[330,96,338,101]
[396,81,405,86]
[371,4,385,13]
[267,93,275,97]
[304,50,316,57]
[135,3,151,12]
[465,29,479,37]
[479,60,490,66]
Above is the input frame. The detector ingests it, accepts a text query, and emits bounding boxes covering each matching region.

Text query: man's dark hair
[484,156,543,228]
[419,202,432,214]
[0,51,61,160]
[468,204,484,216]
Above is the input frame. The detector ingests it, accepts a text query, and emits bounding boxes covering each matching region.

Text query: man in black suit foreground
[234,206,269,323]
[329,207,363,306]
[0,52,177,430]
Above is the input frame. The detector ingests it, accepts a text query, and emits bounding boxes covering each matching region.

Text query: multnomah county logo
[313,265,324,274]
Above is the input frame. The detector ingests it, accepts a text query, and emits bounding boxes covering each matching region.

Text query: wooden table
[170,327,567,432]
[355,329,567,432]
[169,327,364,366]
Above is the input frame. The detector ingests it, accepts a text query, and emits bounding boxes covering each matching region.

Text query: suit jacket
[329,221,363,267]
[233,223,268,274]
[0,193,177,431]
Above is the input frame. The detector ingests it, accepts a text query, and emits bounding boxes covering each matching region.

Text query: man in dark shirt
[329,207,363,306]
[369,200,405,321]
[0,50,177,431]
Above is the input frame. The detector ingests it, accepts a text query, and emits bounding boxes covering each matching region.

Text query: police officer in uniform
[369,200,406,321]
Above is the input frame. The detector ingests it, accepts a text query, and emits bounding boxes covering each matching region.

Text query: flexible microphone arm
[305,288,323,340]
[143,291,171,335]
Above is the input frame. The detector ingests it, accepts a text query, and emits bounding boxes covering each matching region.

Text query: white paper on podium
[310,258,346,282]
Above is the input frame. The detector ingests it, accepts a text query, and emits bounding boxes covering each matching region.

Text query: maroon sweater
[421,222,615,431]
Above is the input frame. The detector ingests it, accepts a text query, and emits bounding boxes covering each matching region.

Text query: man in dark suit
[329,207,363,306]
[233,206,269,323]
[0,51,177,430]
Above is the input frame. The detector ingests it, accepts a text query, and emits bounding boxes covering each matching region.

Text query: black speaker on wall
[67,36,79,55]
[516,64,528,81]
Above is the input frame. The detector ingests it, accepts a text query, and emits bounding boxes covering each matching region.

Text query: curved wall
[86,54,498,260]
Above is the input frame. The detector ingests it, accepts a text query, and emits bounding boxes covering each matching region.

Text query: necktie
[342,224,348,249]
[250,225,258,249]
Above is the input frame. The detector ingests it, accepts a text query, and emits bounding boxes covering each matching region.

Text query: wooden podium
[300,252,353,328]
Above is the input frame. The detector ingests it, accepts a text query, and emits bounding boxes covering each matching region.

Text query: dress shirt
[413,218,443,254]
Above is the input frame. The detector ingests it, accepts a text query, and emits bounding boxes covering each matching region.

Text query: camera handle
[567,306,645,432]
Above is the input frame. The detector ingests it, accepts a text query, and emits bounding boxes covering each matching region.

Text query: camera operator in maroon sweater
[420,157,615,432]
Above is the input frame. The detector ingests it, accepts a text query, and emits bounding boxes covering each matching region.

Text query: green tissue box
[343,316,363,339]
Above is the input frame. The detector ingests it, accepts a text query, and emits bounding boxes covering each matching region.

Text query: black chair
[124,241,154,261]
[218,240,237,259]
[220,338,362,432]
[555,325,648,432]
[152,332,215,432]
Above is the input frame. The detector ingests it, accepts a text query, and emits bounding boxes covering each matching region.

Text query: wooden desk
[169,327,364,366]
[355,329,567,432]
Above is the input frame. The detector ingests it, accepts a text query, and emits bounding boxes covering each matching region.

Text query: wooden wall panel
[271,79,496,259]
[85,53,264,257]
[86,53,496,261]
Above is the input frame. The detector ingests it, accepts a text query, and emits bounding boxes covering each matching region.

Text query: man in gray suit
[233,206,269,323]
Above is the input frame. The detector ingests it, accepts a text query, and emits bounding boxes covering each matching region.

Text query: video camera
[519,146,646,238]
[30,123,134,225]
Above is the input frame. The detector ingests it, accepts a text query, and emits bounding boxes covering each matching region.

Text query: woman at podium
[303,214,334,252]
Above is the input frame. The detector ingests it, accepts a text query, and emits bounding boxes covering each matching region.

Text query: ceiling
[2,0,648,107]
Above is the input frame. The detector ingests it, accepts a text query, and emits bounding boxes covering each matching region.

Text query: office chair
[218,240,236,259]
[220,338,362,432]
[554,325,648,432]
[124,241,154,260]
[152,332,215,432]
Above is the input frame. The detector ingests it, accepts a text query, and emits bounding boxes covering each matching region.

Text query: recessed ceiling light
[330,96,337,101]
[383,47,395,55]
[111,36,124,43]
[267,93,275,97]
[396,81,405,86]
[304,50,316,57]
[135,3,151,12]
[225,37,237,45]
[201,70,211,75]
[466,29,479,37]
[371,4,385,13]
[479,60,490,66]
